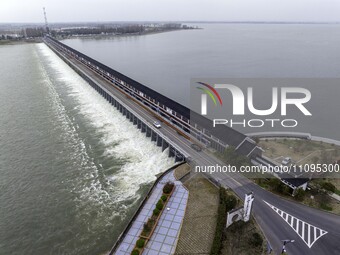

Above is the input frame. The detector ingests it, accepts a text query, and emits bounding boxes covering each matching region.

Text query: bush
[161,195,167,201]
[156,200,164,210]
[268,178,286,194]
[136,238,145,248]
[320,203,333,211]
[210,187,228,255]
[153,208,160,216]
[225,193,237,211]
[321,182,336,193]
[131,249,139,255]
[143,222,151,233]
[143,218,155,234]
[282,185,292,195]
[163,182,174,194]
[294,188,306,201]
[249,233,263,247]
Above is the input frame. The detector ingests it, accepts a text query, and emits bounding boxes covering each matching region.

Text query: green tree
[249,233,263,247]
[321,182,336,193]
[294,188,306,201]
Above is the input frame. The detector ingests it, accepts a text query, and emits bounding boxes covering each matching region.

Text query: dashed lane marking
[263,200,328,248]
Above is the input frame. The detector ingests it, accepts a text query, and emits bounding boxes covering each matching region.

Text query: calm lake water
[63,23,340,139]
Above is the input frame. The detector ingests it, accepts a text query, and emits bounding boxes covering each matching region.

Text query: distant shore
[0,38,42,45]
[0,27,200,45]
[58,27,199,41]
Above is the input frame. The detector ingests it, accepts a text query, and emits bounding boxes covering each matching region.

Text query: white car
[153,121,161,128]
[281,157,292,166]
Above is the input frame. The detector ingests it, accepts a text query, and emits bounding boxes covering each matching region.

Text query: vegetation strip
[210,187,238,255]
[131,182,175,255]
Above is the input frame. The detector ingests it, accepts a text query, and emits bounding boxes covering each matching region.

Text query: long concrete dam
[43,36,262,160]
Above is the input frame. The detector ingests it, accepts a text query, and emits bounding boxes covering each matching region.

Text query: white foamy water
[36,43,174,214]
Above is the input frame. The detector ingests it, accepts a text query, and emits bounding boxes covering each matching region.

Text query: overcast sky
[1,0,340,23]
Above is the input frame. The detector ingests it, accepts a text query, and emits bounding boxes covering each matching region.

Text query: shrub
[136,238,145,248]
[210,188,228,255]
[131,249,139,255]
[143,218,155,234]
[143,222,151,233]
[321,182,336,193]
[156,200,164,210]
[320,203,333,211]
[282,185,292,195]
[161,195,167,201]
[268,178,285,194]
[163,182,174,194]
[153,208,160,216]
[225,193,237,211]
[294,188,306,201]
[249,233,263,247]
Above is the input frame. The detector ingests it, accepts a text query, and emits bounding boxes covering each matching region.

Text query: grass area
[175,174,219,255]
[222,219,266,255]
[259,138,340,166]
[321,178,340,195]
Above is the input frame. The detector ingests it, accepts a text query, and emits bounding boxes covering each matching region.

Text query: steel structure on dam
[44,36,262,160]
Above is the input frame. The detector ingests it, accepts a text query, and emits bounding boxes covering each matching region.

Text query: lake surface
[63,24,340,139]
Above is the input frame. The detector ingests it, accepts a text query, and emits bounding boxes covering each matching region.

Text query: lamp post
[281,239,295,254]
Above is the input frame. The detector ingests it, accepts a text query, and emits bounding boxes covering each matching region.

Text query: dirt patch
[259,139,340,165]
[174,163,191,180]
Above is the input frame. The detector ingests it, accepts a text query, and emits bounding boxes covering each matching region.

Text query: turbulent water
[0,43,174,255]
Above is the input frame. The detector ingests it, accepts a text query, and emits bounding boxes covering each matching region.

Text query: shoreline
[0,28,199,46]
[58,27,198,41]
[0,39,42,45]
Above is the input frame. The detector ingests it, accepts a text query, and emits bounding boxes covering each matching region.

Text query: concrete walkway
[115,170,189,255]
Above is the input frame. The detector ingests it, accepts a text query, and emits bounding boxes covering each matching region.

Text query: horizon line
[1,20,340,25]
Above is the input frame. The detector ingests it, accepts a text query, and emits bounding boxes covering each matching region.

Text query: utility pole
[43,7,50,35]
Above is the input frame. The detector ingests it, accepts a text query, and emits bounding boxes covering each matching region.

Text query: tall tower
[43,7,50,35]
